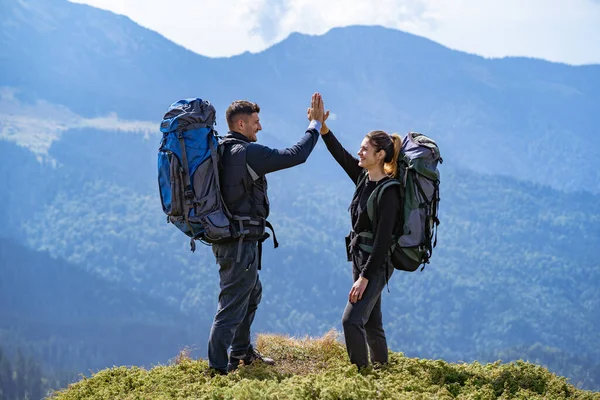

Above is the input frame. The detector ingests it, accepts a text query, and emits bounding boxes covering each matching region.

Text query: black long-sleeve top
[322,130,400,279]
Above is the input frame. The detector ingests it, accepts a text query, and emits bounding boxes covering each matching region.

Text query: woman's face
[357,137,384,169]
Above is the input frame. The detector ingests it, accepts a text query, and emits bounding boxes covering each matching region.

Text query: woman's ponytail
[384,133,402,178]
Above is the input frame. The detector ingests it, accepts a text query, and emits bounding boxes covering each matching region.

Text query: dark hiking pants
[208,241,262,371]
[342,263,393,369]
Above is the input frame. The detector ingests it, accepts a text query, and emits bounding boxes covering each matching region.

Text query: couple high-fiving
[208,92,402,375]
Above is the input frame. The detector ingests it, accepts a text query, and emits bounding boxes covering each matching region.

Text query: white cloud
[69,0,600,64]
[415,0,600,64]
[70,0,272,55]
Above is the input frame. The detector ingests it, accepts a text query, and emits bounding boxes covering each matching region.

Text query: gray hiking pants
[342,261,393,369]
[208,241,262,371]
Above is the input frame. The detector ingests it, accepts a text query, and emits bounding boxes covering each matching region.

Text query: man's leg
[229,274,262,358]
[207,242,258,372]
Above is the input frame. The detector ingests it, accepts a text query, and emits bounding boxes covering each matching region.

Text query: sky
[70,0,600,65]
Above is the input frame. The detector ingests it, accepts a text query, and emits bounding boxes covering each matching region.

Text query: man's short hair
[226,100,260,129]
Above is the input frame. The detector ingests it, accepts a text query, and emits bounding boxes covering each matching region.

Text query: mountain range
[1,0,599,391]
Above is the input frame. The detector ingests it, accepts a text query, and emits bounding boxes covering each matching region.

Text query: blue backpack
[157,98,233,251]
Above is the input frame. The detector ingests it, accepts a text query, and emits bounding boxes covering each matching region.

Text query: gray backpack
[361,132,442,271]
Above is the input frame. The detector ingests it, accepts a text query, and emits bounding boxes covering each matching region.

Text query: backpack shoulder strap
[354,179,401,256]
[246,163,260,182]
[366,179,401,226]
[357,170,370,186]
[219,137,260,182]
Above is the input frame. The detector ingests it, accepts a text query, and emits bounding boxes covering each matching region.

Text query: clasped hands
[307,93,330,135]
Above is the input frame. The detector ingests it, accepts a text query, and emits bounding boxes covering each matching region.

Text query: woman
[320,115,402,369]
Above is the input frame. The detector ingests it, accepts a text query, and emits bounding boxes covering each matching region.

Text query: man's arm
[245,120,321,176]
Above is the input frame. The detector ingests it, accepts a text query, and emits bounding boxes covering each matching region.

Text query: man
[208,93,325,374]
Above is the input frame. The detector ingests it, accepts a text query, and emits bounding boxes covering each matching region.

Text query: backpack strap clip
[348,230,375,255]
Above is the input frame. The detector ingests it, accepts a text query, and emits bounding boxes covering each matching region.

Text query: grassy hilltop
[51,331,600,400]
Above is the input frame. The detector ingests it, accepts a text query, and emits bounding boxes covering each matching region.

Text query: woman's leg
[364,295,388,364]
[341,266,390,368]
[365,266,393,364]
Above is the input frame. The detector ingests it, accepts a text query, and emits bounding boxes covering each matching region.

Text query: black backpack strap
[246,164,260,181]
[350,179,401,255]
[411,172,441,262]
[219,137,260,181]
[367,179,401,234]
[231,215,251,263]
[430,180,441,254]
[265,221,279,248]
[254,221,279,271]
[412,170,431,209]
[220,137,261,216]
[209,132,233,220]
[364,179,402,287]
[348,230,375,254]
[357,170,368,186]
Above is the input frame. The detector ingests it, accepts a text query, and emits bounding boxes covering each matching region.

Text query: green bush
[51,332,600,400]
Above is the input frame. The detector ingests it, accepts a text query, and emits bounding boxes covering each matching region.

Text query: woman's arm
[321,126,363,184]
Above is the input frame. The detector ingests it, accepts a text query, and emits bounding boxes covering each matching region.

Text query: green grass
[51,330,600,399]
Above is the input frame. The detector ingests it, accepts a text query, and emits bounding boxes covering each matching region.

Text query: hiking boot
[227,346,275,371]
[372,362,388,370]
[205,367,227,377]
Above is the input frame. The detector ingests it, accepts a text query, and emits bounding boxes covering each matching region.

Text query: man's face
[239,112,262,142]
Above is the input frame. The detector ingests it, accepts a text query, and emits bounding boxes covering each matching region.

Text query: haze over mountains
[1,0,599,391]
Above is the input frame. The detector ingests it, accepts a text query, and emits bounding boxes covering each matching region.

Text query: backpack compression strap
[176,129,198,251]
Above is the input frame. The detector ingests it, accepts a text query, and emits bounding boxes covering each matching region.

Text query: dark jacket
[218,128,320,240]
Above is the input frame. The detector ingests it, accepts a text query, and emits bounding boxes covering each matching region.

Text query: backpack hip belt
[347,230,377,255]
[229,216,278,268]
